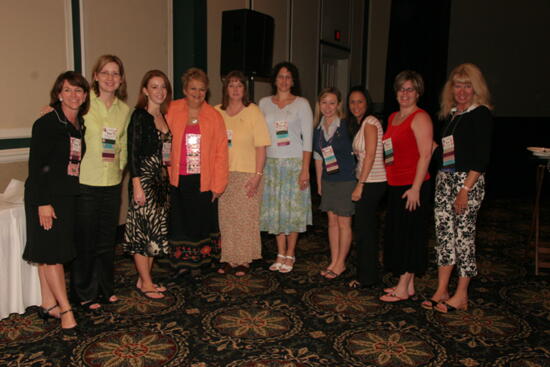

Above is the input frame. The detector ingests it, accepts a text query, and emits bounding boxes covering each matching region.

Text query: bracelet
[255,171,263,176]
[462,185,471,192]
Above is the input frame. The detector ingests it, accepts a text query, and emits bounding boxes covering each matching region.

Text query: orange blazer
[166,99,228,193]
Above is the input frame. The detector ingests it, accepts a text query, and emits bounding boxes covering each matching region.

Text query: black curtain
[383,0,451,122]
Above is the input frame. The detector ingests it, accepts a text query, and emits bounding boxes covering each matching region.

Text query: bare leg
[37,266,59,317]
[324,211,339,273]
[135,254,163,299]
[282,232,299,267]
[439,276,470,311]
[42,264,76,329]
[332,215,352,274]
[430,265,453,301]
[391,272,413,299]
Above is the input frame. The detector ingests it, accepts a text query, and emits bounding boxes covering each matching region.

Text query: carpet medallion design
[426,305,531,347]
[71,323,189,367]
[202,303,302,347]
[198,271,279,300]
[334,324,447,367]
[303,287,391,321]
[0,310,58,345]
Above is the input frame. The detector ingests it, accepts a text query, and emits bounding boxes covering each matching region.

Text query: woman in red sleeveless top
[379,71,433,303]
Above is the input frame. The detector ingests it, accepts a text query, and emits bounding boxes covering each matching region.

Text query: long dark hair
[346,86,373,138]
[270,61,302,96]
[50,71,91,116]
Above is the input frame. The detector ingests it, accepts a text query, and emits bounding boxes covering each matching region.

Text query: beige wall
[0,0,69,132]
[82,0,170,106]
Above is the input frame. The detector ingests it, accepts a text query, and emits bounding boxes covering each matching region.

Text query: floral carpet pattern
[1,198,549,366]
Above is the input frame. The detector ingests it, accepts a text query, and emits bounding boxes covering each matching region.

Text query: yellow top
[79,91,131,186]
[215,103,271,173]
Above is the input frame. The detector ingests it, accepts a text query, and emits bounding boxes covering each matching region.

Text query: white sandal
[269,254,286,271]
[279,256,295,273]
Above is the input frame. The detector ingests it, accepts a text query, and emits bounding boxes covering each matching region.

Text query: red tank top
[382,109,430,186]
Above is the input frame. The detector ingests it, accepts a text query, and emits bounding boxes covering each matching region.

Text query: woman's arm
[453,170,481,214]
[245,146,267,198]
[352,121,378,201]
[403,112,433,211]
[314,158,323,196]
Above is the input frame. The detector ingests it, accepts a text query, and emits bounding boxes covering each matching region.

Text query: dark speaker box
[220,9,274,78]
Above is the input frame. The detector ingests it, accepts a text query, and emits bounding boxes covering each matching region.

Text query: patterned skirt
[123,154,169,257]
[169,174,221,269]
[219,172,263,264]
[260,157,312,235]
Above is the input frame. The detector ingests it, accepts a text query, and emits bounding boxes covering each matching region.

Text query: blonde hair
[439,63,493,119]
[314,87,343,126]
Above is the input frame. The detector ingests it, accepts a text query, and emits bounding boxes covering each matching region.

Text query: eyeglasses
[98,71,121,79]
[398,87,416,93]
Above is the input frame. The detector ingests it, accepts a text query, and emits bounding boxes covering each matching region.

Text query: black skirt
[168,174,220,269]
[383,181,431,276]
[23,194,77,264]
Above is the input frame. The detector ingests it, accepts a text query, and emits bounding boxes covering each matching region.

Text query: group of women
[22,58,493,335]
[299,62,493,314]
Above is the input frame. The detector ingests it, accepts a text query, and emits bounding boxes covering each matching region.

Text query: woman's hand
[38,205,56,230]
[351,183,363,202]
[211,191,222,202]
[453,189,469,214]
[245,175,261,198]
[299,170,310,191]
[133,185,146,206]
[402,188,420,211]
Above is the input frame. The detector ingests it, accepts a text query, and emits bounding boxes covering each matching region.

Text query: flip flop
[234,265,250,277]
[217,262,234,275]
[379,293,409,303]
[141,290,165,299]
[435,301,467,313]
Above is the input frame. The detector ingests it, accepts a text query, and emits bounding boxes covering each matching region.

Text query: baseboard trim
[0,148,29,163]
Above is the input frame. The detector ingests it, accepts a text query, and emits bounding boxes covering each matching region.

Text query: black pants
[71,184,121,303]
[353,182,387,286]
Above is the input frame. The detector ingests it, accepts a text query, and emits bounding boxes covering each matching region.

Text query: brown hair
[49,71,91,116]
[270,61,302,96]
[135,70,173,114]
[91,54,127,101]
[220,70,250,110]
[393,70,425,97]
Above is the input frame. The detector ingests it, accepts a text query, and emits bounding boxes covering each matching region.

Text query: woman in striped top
[348,87,387,288]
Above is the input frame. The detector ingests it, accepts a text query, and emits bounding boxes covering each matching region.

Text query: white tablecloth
[0,201,41,319]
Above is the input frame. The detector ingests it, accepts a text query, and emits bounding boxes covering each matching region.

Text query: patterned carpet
[1,197,549,367]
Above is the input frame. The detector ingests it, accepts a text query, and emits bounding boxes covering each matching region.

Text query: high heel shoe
[37,304,59,322]
[59,309,79,337]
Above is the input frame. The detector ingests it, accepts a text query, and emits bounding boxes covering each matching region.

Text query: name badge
[162,141,171,166]
[68,137,82,176]
[442,135,456,171]
[102,127,118,162]
[186,133,201,174]
[227,130,233,148]
[275,121,290,146]
[321,145,339,174]
[382,138,394,166]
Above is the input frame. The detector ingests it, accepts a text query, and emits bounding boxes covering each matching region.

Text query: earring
[60,98,63,102]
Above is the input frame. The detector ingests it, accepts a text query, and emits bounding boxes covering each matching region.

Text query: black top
[25,105,85,205]
[313,119,356,182]
[440,105,493,173]
[127,108,168,178]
